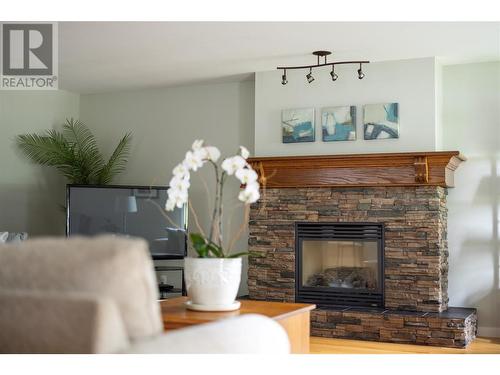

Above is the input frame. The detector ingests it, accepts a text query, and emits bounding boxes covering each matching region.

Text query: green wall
[0,90,79,236]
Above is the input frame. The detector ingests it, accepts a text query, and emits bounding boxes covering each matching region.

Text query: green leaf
[190,233,206,250]
[207,242,224,258]
[196,244,209,258]
[189,233,228,258]
[15,131,82,183]
[15,118,131,185]
[190,233,209,258]
[62,118,104,184]
[227,251,263,258]
[226,252,250,258]
[97,132,132,184]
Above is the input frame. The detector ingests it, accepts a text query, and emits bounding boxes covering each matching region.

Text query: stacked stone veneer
[311,307,477,348]
[248,186,477,348]
[249,186,449,312]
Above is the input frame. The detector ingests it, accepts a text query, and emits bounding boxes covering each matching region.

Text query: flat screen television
[66,184,187,259]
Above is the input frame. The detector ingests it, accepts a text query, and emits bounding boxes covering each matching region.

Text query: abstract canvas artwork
[281,108,315,143]
[321,106,356,142]
[363,103,399,140]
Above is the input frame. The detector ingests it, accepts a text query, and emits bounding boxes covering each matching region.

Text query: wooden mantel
[247,151,465,188]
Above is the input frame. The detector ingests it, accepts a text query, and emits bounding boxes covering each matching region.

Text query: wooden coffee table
[160,297,316,353]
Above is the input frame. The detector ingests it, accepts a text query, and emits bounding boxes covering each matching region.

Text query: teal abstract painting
[282,108,315,143]
[322,106,356,142]
[363,103,399,140]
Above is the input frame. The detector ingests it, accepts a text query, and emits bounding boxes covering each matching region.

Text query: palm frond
[16,119,132,185]
[15,132,83,183]
[16,132,67,165]
[62,118,104,184]
[97,132,132,184]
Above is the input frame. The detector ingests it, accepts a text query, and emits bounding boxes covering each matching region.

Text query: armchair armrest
[0,289,129,353]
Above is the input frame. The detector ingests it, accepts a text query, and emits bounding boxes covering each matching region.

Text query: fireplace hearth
[296,222,384,308]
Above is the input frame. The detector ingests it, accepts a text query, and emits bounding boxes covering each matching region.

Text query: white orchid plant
[165,140,260,258]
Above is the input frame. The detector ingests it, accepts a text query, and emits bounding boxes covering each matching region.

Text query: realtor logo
[1,22,58,90]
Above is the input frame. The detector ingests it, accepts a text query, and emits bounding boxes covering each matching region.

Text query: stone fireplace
[247,152,478,348]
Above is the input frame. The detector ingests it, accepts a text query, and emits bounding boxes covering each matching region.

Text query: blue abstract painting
[363,103,399,140]
[322,106,356,142]
[282,108,315,143]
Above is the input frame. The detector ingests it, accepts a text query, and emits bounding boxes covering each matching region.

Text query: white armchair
[0,236,290,354]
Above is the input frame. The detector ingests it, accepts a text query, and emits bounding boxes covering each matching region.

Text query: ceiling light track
[278,50,369,85]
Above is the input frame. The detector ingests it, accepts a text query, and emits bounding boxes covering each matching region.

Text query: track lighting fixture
[281,69,288,85]
[306,68,314,83]
[330,65,338,81]
[357,63,365,80]
[277,51,369,85]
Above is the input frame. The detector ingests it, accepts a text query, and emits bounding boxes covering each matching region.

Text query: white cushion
[0,232,7,243]
[125,314,291,354]
[0,235,162,341]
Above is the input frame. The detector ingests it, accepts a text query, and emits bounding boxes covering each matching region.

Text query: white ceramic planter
[184,257,242,310]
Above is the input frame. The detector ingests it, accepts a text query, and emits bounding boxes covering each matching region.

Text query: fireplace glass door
[302,240,379,290]
[296,223,384,307]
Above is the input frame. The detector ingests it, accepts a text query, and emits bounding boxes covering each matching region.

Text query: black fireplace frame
[295,222,385,308]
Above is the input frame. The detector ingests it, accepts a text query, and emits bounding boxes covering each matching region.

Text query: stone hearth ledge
[311,306,477,348]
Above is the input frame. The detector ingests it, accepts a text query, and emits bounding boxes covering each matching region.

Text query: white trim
[478,326,500,338]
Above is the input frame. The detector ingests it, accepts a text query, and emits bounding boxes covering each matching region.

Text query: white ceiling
[59,22,500,94]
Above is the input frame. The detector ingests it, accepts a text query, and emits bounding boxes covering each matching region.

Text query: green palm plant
[16,118,132,184]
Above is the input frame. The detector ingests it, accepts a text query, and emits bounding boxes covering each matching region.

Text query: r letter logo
[1,23,58,90]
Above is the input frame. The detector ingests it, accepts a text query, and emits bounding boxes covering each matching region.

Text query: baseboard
[478,326,500,338]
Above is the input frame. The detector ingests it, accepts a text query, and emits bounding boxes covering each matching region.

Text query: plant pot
[184,257,242,311]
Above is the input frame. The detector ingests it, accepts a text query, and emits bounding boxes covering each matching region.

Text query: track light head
[306,68,314,83]
[330,65,338,81]
[281,70,288,85]
[357,63,365,79]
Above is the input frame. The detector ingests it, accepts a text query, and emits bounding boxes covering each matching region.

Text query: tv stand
[155,266,186,299]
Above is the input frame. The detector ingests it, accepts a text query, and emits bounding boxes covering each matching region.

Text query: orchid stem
[188,199,206,238]
[217,172,226,255]
[208,161,220,244]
